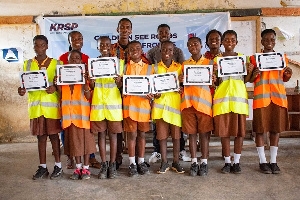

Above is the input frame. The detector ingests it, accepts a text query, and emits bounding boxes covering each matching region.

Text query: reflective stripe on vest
[123,105,151,114]
[182,95,212,108]
[213,96,248,105]
[92,104,122,110]
[153,103,181,115]
[95,82,117,88]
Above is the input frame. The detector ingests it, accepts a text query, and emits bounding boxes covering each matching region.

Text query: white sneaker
[149,152,161,163]
[179,150,192,162]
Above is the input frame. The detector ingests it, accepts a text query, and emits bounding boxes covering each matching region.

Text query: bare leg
[49,134,61,163]
[137,131,146,158]
[255,133,265,147]
[37,135,47,164]
[189,134,197,159]
[200,132,210,159]
[109,132,117,162]
[221,137,230,157]
[172,138,180,163]
[127,132,137,157]
[160,139,167,163]
[270,132,279,147]
[98,131,107,162]
[234,137,244,154]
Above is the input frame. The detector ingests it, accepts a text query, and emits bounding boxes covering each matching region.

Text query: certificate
[123,75,151,95]
[88,57,119,79]
[183,65,212,85]
[19,70,49,91]
[151,72,179,94]
[255,52,286,71]
[56,64,85,85]
[217,55,247,77]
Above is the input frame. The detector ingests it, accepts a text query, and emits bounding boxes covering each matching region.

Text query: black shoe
[137,162,150,175]
[259,163,272,174]
[221,163,231,174]
[231,163,241,174]
[190,162,199,177]
[98,162,108,179]
[70,168,81,180]
[128,163,138,177]
[50,165,63,179]
[108,161,117,179]
[270,163,281,174]
[199,163,208,176]
[172,162,185,174]
[157,162,170,174]
[116,160,122,170]
[33,166,49,180]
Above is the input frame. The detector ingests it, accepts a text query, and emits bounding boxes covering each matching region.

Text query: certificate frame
[217,55,247,77]
[255,52,286,71]
[151,72,179,94]
[56,64,85,85]
[19,70,49,91]
[183,65,212,86]
[88,57,119,79]
[123,75,151,96]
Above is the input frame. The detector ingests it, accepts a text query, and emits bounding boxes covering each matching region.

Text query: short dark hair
[33,35,48,44]
[68,31,82,51]
[68,49,82,60]
[97,36,111,43]
[161,40,174,48]
[188,37,202,45]
[157,24,170,32]
[118,18,132,28]
[128,40,141,48]
[222,30,237,41]
[261,29,276,38]
[205,29,222,46]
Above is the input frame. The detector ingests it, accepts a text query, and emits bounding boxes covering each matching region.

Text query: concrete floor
[0,138,300,200]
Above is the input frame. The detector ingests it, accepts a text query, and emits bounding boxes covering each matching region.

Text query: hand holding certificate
[123,75,151,95]
[88,57,119,79]
[151,72,179,94]
[217,55,247,77]
[183,65,212,85]
[56,64,85,85]
[255,52,286,71]
[19,70,49,91]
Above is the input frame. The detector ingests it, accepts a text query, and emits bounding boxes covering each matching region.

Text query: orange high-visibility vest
[181,57,213,117]
[250,55,288,109]
[62,84,91,129]
[123,61,154,122]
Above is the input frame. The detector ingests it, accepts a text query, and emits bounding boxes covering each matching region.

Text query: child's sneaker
[179,150,192,162]
[221,163,231,174]
[128,163,138,177]
[98,161,108,179]
[50,165,63,179]
[108,161,117,179]
[70,168,81,180]
[172,162,185,174]
[199,163,208,176]
[231,163,241,174]
[157,162,170,174]
[81,168,91,180]
[137,162,150,175]
[259,163,272,174]
[149,152,161,163]
[189,162,199,176]
[270,163,280,174]
[33,166,49,180]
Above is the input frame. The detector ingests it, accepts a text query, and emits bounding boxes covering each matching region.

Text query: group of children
[18,17,292,180]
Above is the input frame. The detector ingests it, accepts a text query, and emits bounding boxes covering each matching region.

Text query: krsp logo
[50,23,78,31]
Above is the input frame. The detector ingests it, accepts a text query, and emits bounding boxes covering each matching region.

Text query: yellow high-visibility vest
[24,59,61,119]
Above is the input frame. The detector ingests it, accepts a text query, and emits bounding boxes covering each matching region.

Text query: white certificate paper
[19,70,49,91]
[217,55,247,77]
[255,52,286,71]
[183,65,212,85]
[123,75,151,95]
[88,57,119,79]
[151,72,179,94]
[57,64,85,85]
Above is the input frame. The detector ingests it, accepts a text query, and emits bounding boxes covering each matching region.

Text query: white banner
[40,13,229,60]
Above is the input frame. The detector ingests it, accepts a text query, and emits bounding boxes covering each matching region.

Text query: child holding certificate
[180,37,216,176]
[123,41,154,177]
[18,35,63,180]
[249,29,292,174]
[213,30,254,174]
[152,41,184,174]
[90,36,123,179]
[55,50,97,180]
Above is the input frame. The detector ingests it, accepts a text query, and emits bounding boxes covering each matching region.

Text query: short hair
[118,18,132,28]
[68,49,82,60]
[188,37,202,45]
[161,40,174,48]
[97,36,111,43]
[68,31,82,41]
[157,24,170,32]
[261,29,276,38]
[222,30,237,41]
[33,35,48,44]
[205,29,222,46]
[128,40,141,48]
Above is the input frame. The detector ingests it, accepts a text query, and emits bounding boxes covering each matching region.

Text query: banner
[40,13,229,60]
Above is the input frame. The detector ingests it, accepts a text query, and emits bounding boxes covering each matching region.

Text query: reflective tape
[63,115,90,121]
[92,104,122,110]
[213,96,248,104]
[95,82,117,88]
[222,76,244,82]
[26,59,32,71]
[41,102,60,108]
[253,93,271,100]
[146,65,153,75]
[62,100,90,106]
[184,85,210,93]
[272,92,287,99]
[29,101,40,107]
[123,105,151,114]
[182,95,212,107]
[153,103,181,115]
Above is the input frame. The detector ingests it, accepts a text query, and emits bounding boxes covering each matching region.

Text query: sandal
[89,157,101,169]
[66,156,75,169]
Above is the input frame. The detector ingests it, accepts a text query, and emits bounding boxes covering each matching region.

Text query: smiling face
[98,37,111,56]
[161,42,174,62]
[117,20,132,40]
[207,32,221,50]
[69,32,83,51]
[262,32,276,52]
[187,38,202,56]
[34,39,48,56]
[68,51,82,64]
[158,27,170,43]
[222,33,237,51]
[128,42,142,62]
